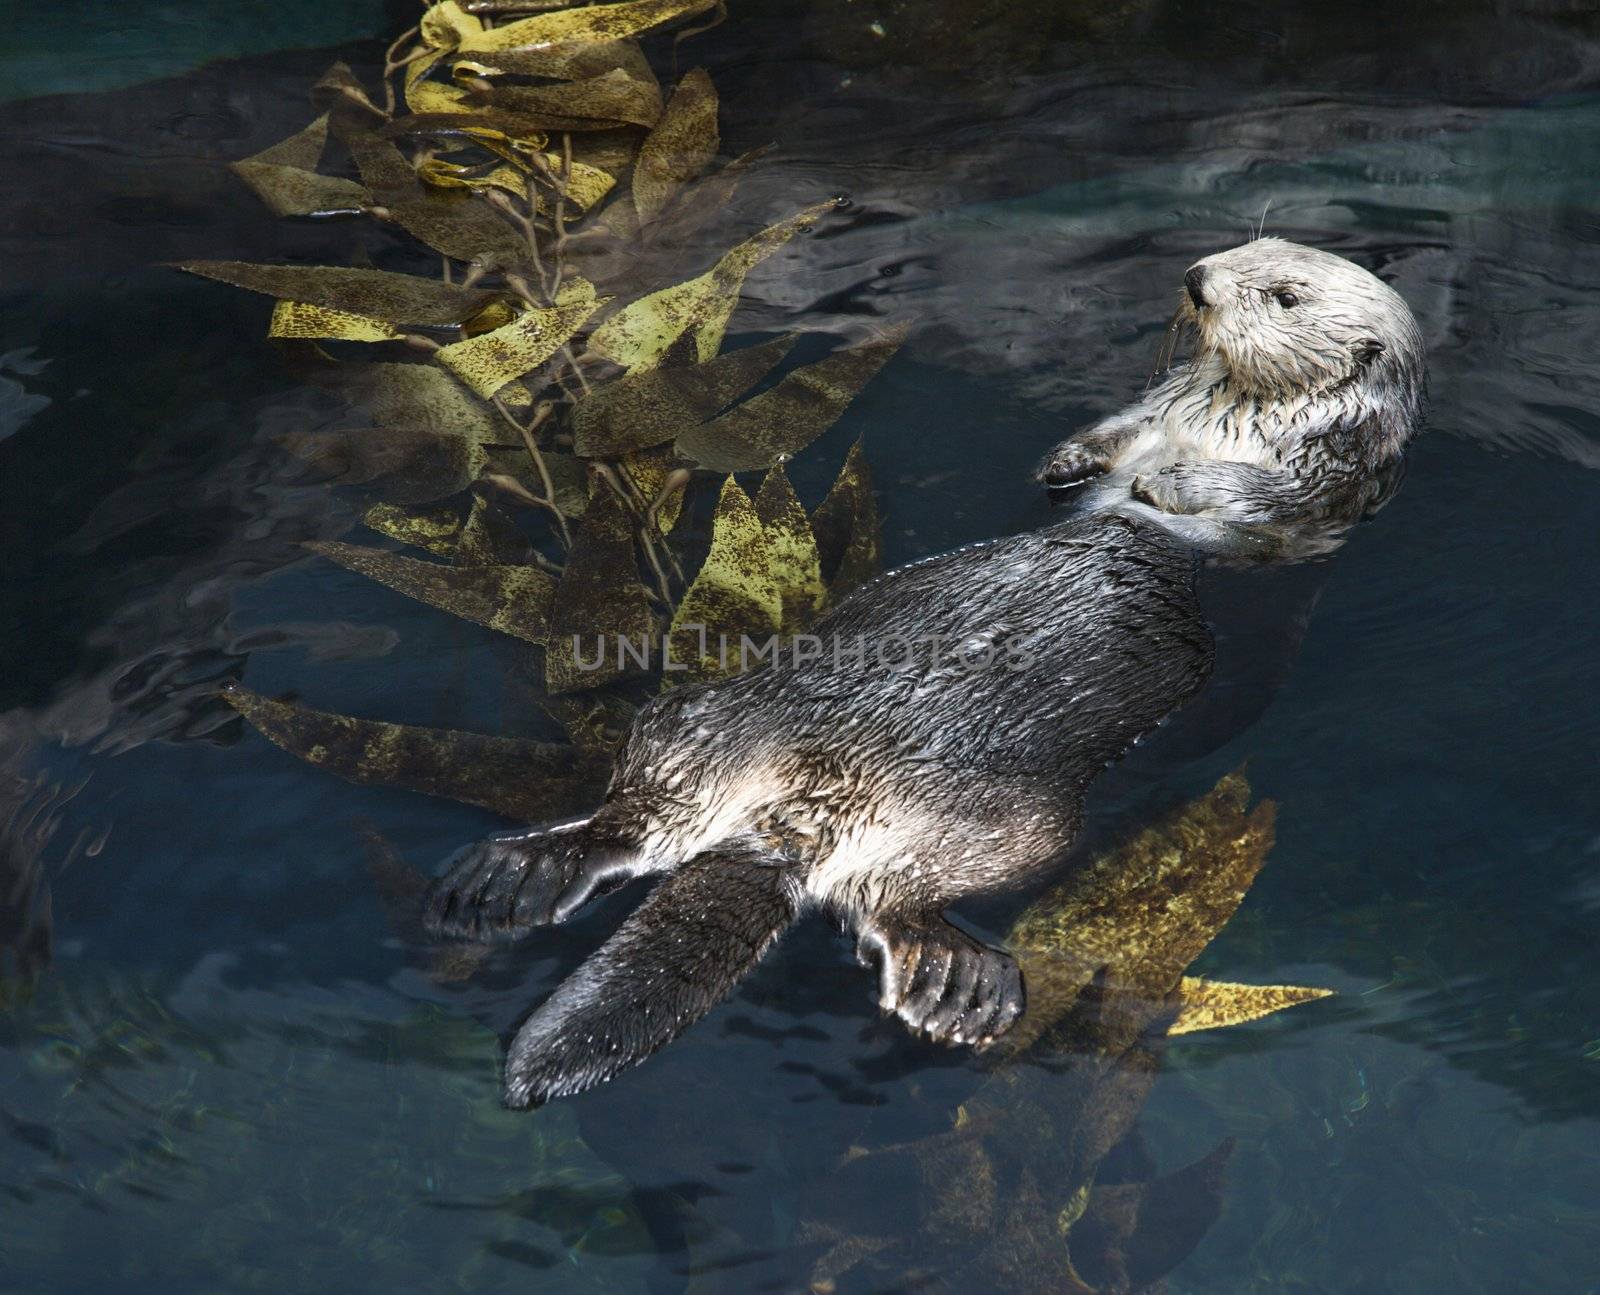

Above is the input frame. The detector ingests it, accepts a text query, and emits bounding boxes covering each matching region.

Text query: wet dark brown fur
[426,511,1214,1106]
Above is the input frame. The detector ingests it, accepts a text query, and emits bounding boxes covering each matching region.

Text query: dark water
[2,3,1598,1291]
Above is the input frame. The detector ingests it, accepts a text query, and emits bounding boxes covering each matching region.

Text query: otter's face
[1180,238,1420,401]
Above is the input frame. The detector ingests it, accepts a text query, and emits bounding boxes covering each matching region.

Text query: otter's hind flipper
[424,819,645,942]
[503,852,800,1108]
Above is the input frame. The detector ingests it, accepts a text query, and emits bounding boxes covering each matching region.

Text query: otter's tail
[503,850,801,1108]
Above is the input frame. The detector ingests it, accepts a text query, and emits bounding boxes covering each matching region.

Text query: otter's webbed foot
[857,917,1025,1048]
[423,822,644,942]
[1037,439,1113,494]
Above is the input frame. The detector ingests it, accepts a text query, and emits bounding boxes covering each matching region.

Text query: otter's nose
[1184,265,1210,309]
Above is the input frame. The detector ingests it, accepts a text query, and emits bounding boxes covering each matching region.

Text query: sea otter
[426,512,1214,1106]
[1038,238,1424,527]
[426,238,1425,1108]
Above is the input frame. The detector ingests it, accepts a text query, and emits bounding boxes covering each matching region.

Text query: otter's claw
[859,919,1025,1047]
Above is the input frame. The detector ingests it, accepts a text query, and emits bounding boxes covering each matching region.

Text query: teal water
[0,0,385,103]
[2,3,1599,1291]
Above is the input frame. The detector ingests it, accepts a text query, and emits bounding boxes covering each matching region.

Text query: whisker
[1147,300,1190,388]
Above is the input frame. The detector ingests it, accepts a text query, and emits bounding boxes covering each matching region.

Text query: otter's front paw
[1131,462,1218,515]
[1037,441,1111,493]
[858,919,1025,1048]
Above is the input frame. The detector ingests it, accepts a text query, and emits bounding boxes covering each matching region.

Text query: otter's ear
[1355,338,1386,365]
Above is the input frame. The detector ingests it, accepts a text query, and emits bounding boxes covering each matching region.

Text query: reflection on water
[2,1,1599,1291]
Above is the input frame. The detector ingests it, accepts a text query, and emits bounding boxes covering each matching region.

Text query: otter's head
[1180,238,1424,415]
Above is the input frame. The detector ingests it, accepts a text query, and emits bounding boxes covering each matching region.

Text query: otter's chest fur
[1132,377,1354,477]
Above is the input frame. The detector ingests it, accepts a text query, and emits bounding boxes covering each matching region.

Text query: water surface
[2,3,1598,1291]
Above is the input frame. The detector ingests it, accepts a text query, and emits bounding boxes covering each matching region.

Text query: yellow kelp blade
[676,324,907,472]
[588,202,831,372]
[269,301,400,342]
[419,0,483,47]
[465,68,663,131]
[364,500,469,557]
[177,261,498,326]
[540,691,638,756]
[405,49,469,116]
[279,427,490,504]
[450,37,654,84]
[416,157,528,199]
[633,67,718,222]
[753,466,826,631]
[221,685,607,822]
[230,161,369,217]
[544,488,656,693]
[454,0,718,54]
[667,477,784,680]
[229,116,369,215]
[535,155,616,212]
[810,437,882,598]
[1167,978,1334,1036]
[336,112,529,266]
[453,494,535,564]
[435,279,605,399]
[237,112,334,169]
[306,542,555,644]
[571,333,796,458]
[1002,773,1279,1053]
[335,362,501,444]
[617,444,686,534]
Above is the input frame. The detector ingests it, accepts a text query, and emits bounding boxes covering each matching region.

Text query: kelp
[811,436,883,597]
[570,333,796,457]
[175,262,497,326]
[229,112,370,216]
[791,773,1335,1294]
[279,425,490,503]
[203,8,897,687]
[751,466,826,630]
[676,324,907,471]
[363,500,469,556]
[586,203,832,371]
[435,278,604,398]
[447,0,719,53]
[306,542,555,644]
[220,686,606,822]
[668,477,785,677]
[269,301,402,343]
[544,487,655,692]
[633,68,719,221]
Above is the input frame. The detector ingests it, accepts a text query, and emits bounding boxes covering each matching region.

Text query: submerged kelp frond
[794,773,1332,1294]
[306,542,556,644]
[586,202,834,371]
[675,324,908,472]
[220,686,608,822]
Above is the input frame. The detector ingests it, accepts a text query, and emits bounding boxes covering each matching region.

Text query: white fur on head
[1177,237,1425,467]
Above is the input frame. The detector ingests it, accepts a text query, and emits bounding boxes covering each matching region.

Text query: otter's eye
[1274,290,1300,309]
